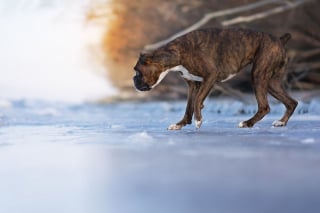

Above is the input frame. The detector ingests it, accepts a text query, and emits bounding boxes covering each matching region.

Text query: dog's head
[133,51,177,91]
[133,53,162,91]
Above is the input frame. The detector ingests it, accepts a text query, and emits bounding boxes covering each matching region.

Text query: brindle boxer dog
[133,28,298,130]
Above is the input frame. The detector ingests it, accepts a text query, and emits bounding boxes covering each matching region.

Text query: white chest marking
[221,74,236,82]
[151,65,203,88]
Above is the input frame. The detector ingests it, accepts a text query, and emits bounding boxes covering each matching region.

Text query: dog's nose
[133,76,151,91]
[133,75,140,84]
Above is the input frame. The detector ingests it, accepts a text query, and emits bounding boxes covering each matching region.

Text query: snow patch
[111,124,124,129]
[34,107,60,116]
[0,99,12,108]
[301,138,315,144]
[309,99,320,114]
[128,131,154,143]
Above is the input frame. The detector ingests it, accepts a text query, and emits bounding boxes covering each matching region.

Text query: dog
[133,28,298,130]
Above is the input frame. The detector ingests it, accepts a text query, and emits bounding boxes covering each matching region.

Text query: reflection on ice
[0,99,319,213]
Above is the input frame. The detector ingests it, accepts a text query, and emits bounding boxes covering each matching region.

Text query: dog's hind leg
[239,59,272,128]
[239,84,270,128]
[267,68,298,127]
[168,81,201,130]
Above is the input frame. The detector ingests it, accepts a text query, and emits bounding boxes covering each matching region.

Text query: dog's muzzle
[133,75,151,91]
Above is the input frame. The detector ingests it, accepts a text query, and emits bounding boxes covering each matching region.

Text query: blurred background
[0,0,319,103]
[0,2,319,213]
[91,0,320,101]
[0,0,116,103]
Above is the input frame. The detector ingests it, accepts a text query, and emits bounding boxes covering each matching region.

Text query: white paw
[195,120,202,129]
[238,121,246,128]
[167,124,183,130]
[272,120,286,127]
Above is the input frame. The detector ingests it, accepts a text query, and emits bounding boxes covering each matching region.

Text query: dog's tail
[280,33,291,46]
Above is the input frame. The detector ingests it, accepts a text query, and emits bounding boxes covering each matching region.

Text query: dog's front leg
[194,76,216,129]
[168,81,200,130]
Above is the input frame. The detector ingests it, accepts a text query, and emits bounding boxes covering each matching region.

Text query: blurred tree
[88,0,319,100]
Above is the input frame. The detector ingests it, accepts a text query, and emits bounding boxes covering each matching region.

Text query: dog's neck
[150,42,204,89]
[168,65,203,81]
[151,65,203,89]
[156,42,181,68]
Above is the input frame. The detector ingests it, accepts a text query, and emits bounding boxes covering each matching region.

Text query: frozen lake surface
[1,1,319,212]
[0,98,320,213]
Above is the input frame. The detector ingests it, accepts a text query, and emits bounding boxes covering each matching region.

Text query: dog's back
[172,28,288,81]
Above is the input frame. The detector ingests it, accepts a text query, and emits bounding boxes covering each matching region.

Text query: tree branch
[144,0,310,51]
[222,0,308,26]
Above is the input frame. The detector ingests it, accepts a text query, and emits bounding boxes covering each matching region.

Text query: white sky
[0,0,117,103]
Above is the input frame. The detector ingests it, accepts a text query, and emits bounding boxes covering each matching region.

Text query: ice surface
[1,2,318,211]
[301,138,315,144]
[0,99,320,213]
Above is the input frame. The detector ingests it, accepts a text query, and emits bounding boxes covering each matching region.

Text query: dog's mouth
[133,76,151,91]
[136,85,151,91]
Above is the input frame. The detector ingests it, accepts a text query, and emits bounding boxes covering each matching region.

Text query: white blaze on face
[151,65,203,89]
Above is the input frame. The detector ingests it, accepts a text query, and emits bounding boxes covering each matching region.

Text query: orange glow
[85,1,169,88]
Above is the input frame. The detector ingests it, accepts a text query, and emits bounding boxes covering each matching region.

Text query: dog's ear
[139,53,153,65]
[152,52,173,64]
[152,47,179,66]
[139,49,178,66]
